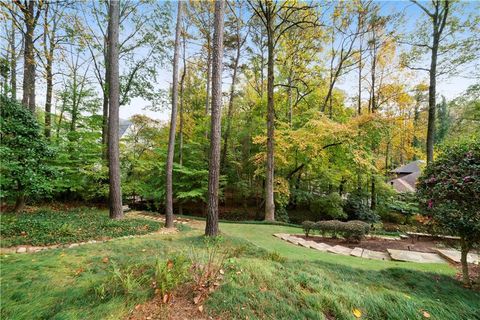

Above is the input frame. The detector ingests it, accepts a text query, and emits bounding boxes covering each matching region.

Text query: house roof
[119,119,132,138]
[389,171,421,193]
[391,160,425,174]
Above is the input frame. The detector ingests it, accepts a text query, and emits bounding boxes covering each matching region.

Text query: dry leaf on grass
[352,308,362,318]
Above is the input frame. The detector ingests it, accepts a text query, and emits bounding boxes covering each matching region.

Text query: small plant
[154,254,191,300]
[263,250,287,263]
[302,221,315,237]
[189,239,228,304]
[93,262,149,301]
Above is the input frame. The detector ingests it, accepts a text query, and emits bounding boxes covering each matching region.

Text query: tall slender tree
[247,0,318,221]
[205,0,225,237]
[9,1,44,112]
[165,0,184,229]
[107,0,123,219]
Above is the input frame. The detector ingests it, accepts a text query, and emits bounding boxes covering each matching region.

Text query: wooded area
[1,1,480,318]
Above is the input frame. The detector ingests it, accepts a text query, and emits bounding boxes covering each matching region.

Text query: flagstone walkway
[273,233,479,265]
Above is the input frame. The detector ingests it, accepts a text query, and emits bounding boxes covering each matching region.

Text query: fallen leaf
[154,288,160,295]
[422,311,431,318]
[102,257,109,263]
[193,295,201,304]
[219,269,224,275]
[141,249,146,252]
[75,268,84,276]
[198,305,204,313]
[352,308,362,318]
[260,287,267,292]
[167,259,174,269]
[135,304,141,310]
[162,293,169,303]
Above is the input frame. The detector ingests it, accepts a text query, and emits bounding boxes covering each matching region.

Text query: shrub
[315,220,342,238]
[302,221,315,237]
[0,96,56,210]
[315,220,370,242]
[417,139,480,286]
[344,191,379,222]
[310,193,346,220]
[154,254,191,299]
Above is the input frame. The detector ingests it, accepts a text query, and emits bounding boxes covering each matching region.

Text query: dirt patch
[125,286,222,320]
[296,235,450,253]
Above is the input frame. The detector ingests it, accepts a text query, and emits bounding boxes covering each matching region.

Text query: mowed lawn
[1,212,479,320]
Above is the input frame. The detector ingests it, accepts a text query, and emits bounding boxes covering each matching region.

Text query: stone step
[436,249,479,264]
[327,245,353,256]
[362,249,391,261]
[387,249,447,264]
[350,247,363,257]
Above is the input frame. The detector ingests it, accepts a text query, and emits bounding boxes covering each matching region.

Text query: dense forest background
[1,0,479,223]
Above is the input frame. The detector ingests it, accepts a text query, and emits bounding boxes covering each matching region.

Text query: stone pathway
[273,234,458,264]
[435,249,479,264]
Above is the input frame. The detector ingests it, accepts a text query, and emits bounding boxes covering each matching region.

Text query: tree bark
[264,2,275,221]
[205,0,225,237]
[426,38,438,164]
[460,238,471,287]
[107,0,123,219]
[165,1,183,228]
[22,1,37,112]
[178,29,187,217]
[9,17,17,100]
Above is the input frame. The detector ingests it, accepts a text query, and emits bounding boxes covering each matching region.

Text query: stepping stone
[387,249,447,264]
[307,242,332,252]
[362,249,391,261]
[328,245,353,256]
[285,236,303,245]
[16,247,27,253]
[436,249,479,264]
[350,247,363,257]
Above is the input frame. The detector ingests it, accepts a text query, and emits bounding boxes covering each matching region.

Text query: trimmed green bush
[314,220,370,242]
[302,221,315,237]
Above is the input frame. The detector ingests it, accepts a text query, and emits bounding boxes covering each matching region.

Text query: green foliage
[0,96,56,203]
[315,220,370,242]
[344,191,378,222]
[310,193,346,220]
[417,139,480,246]
[154,254,191,296]
[0,208,161,247]
[302,220,315,237]
[387,193,419,223]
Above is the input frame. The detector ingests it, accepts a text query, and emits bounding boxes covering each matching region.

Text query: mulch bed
[296,235,448,253]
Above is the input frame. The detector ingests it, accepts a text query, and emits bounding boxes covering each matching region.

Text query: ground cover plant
[0,208,161,247]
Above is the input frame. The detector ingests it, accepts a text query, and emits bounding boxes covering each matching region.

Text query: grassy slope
[1,219,478,320]
[210,223,480,320]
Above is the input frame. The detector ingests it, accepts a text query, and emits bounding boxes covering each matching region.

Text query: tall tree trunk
[165,1,183,228]
[178,30,187,217]
[102,35,110,160]
[370,175,376,210]
[44,64,52,137]
[460,238,471,287]
[205,0,225,237]
[9,17,17,100]
[426,38,438,164]
[264,3,275,222]
[14,181,25,213]
[221,28,242,171]
[107,0,123,219]
[22,1,36,112]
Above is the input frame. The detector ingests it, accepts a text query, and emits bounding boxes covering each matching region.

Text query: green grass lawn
[1,210,478,320]
[0,208,161,247]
